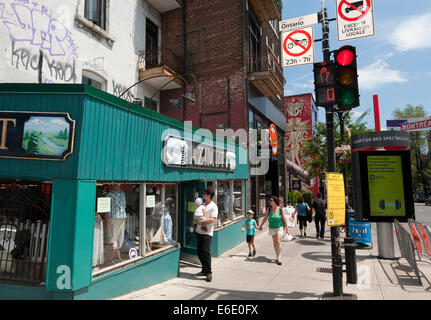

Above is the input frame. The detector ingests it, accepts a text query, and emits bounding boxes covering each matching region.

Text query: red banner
[284,94,313,166]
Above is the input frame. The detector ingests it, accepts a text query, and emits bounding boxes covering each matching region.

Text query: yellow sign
[326,172,345,227]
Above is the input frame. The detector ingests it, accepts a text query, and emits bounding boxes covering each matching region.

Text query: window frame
[85,0,107,30]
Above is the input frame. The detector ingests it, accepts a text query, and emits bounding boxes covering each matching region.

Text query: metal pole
[373,94,395,259]
[339,112,357,284]
[320,2,343,296]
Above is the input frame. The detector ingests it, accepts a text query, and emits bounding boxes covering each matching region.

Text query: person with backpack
[291,197,311,237]
[312,193,327,239]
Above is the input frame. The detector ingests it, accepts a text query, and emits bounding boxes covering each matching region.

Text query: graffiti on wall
[11,40,77,83]
[1,0,79,83]
[112,80,136,103]
[0,0,78,59]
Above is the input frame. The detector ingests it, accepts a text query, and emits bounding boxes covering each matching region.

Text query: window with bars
[0,182,51,284]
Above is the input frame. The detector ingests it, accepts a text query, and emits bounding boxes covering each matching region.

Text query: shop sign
[163,135,236,171]
[269,124,278,155]
[0,111,75,161]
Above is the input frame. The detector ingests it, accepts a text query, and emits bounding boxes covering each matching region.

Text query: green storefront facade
[0,84,248,300]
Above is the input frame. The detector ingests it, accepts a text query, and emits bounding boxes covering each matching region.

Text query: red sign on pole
[281,27,314,67]
[336,0,375,41]
[338,0,371,22]
[401,119,431,132]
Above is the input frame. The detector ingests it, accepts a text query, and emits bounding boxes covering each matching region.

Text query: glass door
[180,181,205,255]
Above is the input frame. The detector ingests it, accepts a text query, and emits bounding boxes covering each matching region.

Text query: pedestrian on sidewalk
[242,209,259,257]
[312,193,326,239]
[292,197,311,237]
[195,187,218,282]
[259,195,289,265]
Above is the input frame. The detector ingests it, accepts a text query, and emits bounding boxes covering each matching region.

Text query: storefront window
[0,182,51,284]
[216,181,232,226]
[93,184,140,273]
[145,184,178,256]
[233,180,245,219]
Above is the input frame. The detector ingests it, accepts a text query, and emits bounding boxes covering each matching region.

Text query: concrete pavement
[112,220,431,300]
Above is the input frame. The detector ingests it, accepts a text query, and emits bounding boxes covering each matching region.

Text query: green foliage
[392,104,430,194]
[303,192,312,207]
[301,109,372,181]
[27,132,39,154]
[288,190,302,206]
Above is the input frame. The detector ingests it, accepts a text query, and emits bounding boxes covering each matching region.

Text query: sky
[282,0,431,130]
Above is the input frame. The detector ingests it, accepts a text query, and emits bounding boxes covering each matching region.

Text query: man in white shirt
[196,186,218,282]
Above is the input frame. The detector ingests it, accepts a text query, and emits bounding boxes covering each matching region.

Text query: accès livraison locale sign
[0,111,75,161]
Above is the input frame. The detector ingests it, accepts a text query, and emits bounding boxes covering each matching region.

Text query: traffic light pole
[319,4,344,297]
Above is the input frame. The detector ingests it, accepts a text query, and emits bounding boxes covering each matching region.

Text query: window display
[145,184,178,255]
[216,181,231,226]
[233,180,245,219]
[93,183,178,275]
[93,184,140,272]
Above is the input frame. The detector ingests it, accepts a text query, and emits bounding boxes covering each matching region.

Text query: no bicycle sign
[336,0,375,41]
[281,26,314,67]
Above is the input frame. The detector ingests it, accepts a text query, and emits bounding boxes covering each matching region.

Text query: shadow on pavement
[183,285,323,300]
[301,251,378,263]
[227,254,275,264]
[295,239,326,246]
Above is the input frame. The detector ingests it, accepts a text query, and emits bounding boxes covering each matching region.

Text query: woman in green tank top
[259,195,289,265]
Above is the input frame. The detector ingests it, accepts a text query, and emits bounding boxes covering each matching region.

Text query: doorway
[179,181,205,263]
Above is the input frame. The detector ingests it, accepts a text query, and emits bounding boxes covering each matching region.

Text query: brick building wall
[160,0,248,132]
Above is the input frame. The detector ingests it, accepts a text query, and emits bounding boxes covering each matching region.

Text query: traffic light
[334,45,359,110]
[313,61,336,106]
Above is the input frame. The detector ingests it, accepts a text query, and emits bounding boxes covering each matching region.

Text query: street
[415,203,431,228]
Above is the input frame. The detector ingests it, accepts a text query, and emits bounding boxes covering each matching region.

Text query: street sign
[336,0,375,41]
[401,118,431,132]
[282,27,314,67]
[326,172,346,227]
[279,13,319,32]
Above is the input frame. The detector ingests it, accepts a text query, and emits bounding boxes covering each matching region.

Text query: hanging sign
[326,172,346,227]
[0,111,75,161]
[336,0,375,41]
[163,135,236,171]
[282,27,314,67]
[279,13,319,32]
[269,124,278,155]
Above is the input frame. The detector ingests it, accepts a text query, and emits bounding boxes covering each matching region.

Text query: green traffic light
[339,87,357,106]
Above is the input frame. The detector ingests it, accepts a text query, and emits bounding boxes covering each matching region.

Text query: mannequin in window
[104,185,127,265]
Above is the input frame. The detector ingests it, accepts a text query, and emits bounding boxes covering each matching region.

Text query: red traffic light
[335,46,355,66]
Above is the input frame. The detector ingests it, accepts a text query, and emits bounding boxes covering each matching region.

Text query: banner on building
[0,111,75,161]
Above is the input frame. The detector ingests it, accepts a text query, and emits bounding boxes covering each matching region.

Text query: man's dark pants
[197,233,212,274]
[315,215,326,237]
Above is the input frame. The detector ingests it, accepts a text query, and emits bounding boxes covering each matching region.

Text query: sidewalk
[112,222,431,300]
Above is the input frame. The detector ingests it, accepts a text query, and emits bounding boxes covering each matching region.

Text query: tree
[27,132,40,154]
[301,108,372,181]
[392,104,429,194]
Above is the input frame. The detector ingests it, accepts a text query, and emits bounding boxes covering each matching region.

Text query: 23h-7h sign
[282,27,314,67]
